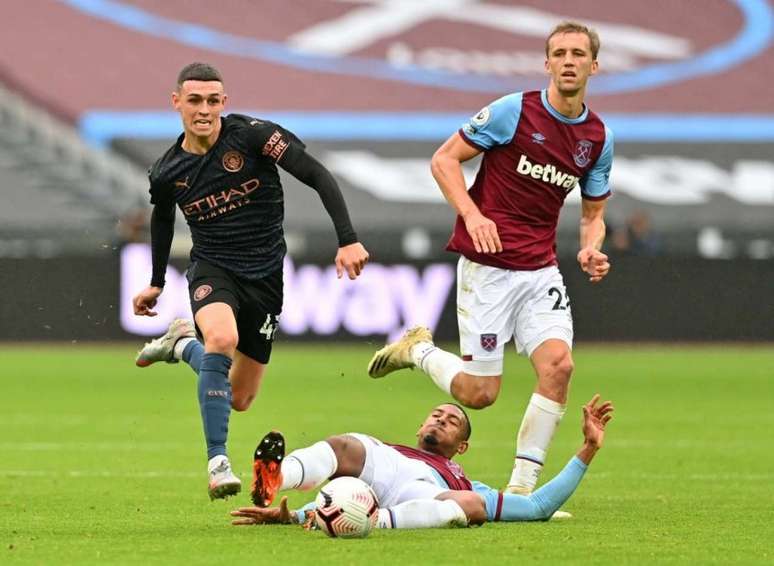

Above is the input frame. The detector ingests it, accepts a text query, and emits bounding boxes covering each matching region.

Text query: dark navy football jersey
[148,113,305,280]
[449,89,614,271]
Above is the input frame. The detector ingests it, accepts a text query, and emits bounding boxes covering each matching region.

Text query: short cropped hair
[176,62,224,89]
[448,403,472,441]
[545,21,600,60]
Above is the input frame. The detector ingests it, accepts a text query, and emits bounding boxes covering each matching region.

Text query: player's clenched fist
[335,242,370,280]
[577,247,610,283]
[463,210,503,254]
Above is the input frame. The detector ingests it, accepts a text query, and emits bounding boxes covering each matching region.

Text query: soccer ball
[314,476,379,538]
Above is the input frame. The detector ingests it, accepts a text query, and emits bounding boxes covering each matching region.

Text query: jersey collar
[540,89,588,124]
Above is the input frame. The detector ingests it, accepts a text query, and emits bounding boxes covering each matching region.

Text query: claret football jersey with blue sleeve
[448,89,614,270]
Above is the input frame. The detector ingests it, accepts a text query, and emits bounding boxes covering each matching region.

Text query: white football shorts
[457,256,574,376]
[346,433,447,508]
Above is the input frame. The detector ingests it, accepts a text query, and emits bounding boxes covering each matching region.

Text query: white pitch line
[0,470,245,479]
[0,442,189,452]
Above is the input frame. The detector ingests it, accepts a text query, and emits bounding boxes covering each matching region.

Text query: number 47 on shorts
[259,314,279,341]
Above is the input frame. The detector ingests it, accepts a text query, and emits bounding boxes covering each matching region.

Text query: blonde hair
[545,21,600,60]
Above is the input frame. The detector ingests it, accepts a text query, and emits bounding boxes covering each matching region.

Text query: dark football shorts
[186,260,282,364]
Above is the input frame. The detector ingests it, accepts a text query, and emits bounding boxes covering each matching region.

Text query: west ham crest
[480,333,497,352]
[573,140,593,167]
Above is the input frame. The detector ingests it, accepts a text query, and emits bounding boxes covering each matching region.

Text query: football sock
[377,499,468,529]
[508,393,566,492]
[197,353,233,460]
[179,338,203,372]
[410,342,462,395]
[280,441,338,491]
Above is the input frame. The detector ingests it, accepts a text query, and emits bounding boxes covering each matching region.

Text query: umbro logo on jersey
[531,132,546,144]
[516,154,579,190]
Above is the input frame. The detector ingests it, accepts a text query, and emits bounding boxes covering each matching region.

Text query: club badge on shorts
[194,284,213,301]
[480,333,497,352]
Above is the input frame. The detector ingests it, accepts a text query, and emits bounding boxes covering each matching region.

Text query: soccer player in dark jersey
[367,21,613,497]
[233,395,613,529]
[132,63,369,500]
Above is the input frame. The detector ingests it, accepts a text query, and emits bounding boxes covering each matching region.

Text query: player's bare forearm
[579,197,607,251]
[579,215,606,251]
[431,152,478,218]
[577,199,610,282]
[575,442,599,466]
[431,133,481,217]
[431,134,502,254]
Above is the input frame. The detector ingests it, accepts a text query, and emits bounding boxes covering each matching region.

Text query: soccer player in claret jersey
[233,395,613,529]
[368,21,613,497]
[132,63,369,500]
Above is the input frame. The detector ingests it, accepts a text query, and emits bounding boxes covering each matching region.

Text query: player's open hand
[463,210,502,254]
[582,394,614,449]
[577,247,610,283]
[231,496,294,525]
[335,242,369,280]
[132,286,163,317]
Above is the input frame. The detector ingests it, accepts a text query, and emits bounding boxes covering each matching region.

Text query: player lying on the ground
[231,395,613,529]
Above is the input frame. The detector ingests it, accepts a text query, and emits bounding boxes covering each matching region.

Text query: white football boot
[208,455,242,500]
[367,326,434,378]
[135,318,196,367]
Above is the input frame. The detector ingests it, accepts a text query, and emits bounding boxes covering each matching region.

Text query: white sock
[508,393,566,492]
[376,499,468,529]
[280,441,338,491]
[410,342,462,395]
[173,337,196,361]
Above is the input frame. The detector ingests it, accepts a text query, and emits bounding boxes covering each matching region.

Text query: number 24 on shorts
[548,287,570,311]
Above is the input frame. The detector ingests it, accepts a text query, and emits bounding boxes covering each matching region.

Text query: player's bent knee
[326,435,366,477]
[203,331,238,354]
[456,375,501,409]
[438,492,486,526]
[556,355,574,378]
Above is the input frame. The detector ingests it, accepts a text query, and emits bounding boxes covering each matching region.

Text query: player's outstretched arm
[431,134,502,254]
[132,203,175,316]
[577,199,610,283]
[280,149,369,280]
[494,395,613,522]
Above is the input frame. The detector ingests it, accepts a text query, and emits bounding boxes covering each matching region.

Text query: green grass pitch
[1,343,773,565]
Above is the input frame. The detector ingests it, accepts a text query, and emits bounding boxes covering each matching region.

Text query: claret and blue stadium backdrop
[1,0,772,341]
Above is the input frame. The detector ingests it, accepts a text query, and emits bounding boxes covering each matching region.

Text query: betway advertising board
[2,245,772,342]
